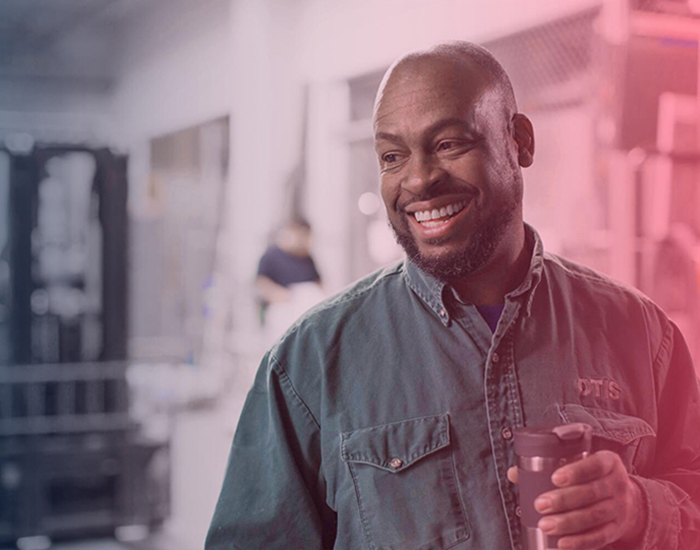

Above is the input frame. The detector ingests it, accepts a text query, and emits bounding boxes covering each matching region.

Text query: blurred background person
[257,217,324,344]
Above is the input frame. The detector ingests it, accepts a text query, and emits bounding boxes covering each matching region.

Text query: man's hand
[507,451,646,549]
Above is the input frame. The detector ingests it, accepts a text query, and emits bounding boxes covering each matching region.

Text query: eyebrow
[374,117,475,144]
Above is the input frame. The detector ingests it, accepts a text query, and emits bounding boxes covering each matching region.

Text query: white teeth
[413,200,467,223]
[423,220,447,227]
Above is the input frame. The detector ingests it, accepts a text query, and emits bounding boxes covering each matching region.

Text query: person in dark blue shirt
[256,217,323,341]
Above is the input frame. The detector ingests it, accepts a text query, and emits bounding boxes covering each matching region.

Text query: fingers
[537,498,617,537]
[507,451,619,489]
[529,452,636,549]
[551,451,618,487]
[535,475,613,514]
[535,452,627,515]
[509,450,641,548]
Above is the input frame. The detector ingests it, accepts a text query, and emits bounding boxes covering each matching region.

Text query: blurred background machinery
[0,146,169,548]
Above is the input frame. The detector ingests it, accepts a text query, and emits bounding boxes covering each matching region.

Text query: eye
[437,140,458,151]
[382,152,399,163]
[380,151,406,167]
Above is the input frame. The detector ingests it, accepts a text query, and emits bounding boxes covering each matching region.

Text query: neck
[451,224,530,306]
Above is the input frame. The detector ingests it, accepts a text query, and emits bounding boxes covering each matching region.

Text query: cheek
[379,178,400,210]
[446,154,486,185]
[481,146,515,179]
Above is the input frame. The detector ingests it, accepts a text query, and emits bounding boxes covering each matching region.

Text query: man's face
[373,57,526,281]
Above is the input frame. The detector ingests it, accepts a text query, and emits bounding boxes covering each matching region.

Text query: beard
[389,183,521,282]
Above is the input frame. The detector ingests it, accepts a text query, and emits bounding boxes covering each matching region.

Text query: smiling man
[206,42,700,550]
[374,46,532,306]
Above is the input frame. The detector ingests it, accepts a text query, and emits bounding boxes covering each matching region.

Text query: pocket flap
[557,404,655,445]
[341,414,450,473]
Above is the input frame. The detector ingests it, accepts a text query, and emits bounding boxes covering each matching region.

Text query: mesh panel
[484,7,601,111]
[348,7,603,120]
[632,0,699,16]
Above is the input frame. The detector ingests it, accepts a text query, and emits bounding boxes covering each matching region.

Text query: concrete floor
[164,405,234,550]
[19,399,242,550]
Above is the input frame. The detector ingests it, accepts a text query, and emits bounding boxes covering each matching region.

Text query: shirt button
[515,506,522,517]
[492,352,500,363]
[389,458,403,469]
[501,427,513,440]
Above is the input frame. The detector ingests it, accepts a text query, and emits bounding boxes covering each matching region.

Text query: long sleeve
[205,351,337,549]
[630,322,700,549]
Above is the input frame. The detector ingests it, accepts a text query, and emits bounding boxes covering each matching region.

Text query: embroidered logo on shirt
[576,378,621,400]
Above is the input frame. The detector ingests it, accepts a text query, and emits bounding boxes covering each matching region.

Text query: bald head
[374,41,518,127]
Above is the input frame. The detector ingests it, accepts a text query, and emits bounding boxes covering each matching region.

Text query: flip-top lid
[513,423,592,458]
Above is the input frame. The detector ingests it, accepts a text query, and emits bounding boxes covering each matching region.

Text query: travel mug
[514,423,593,550]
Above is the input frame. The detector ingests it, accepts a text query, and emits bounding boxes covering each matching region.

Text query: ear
[512,113,534,168]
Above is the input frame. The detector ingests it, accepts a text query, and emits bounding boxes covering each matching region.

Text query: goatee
[390,199,519,281]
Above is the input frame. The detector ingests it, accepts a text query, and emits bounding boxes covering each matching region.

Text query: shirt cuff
[622,475,682,550]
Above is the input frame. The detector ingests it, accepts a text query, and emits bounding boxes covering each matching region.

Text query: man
[206,42,700,549]
[256,217,324,343]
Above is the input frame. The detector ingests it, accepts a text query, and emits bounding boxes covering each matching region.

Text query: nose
[402,152,443,196]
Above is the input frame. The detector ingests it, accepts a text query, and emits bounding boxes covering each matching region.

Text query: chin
[415,248,493,280]
[391,217,511,281]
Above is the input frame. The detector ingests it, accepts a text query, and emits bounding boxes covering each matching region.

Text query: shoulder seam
[269,353,321,430]
[299,262,404,319]
[543,253,652,303]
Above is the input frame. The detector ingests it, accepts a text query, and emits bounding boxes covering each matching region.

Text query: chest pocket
[556,404,656,474]
[340,414,469,550]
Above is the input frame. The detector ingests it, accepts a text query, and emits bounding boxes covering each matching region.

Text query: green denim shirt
[206,226,700,550]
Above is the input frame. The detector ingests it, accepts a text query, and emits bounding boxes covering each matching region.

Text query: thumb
[507,466,519,484]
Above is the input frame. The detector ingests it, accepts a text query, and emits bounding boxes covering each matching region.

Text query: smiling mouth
[412,200,468,227]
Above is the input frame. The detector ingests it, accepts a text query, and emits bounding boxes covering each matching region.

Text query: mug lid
[513,423,592,458]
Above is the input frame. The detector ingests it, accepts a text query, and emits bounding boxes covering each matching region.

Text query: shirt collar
[402,223,545,325]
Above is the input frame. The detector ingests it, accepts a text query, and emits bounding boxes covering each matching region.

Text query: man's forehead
[375,56,491,113]
[373,56,492,135]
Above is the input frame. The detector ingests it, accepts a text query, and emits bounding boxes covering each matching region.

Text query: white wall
[112,0,306,272]
[112,0,233,214]
[226,0,305,283]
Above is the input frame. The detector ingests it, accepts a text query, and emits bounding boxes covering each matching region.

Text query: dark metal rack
[0,145,169,546]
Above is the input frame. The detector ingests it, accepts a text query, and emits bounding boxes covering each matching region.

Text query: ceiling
[0,0,157,80]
